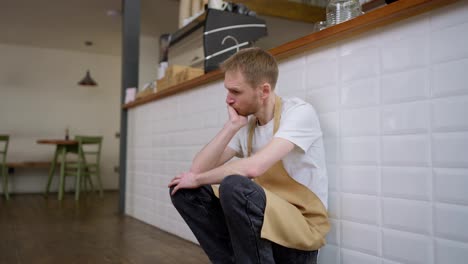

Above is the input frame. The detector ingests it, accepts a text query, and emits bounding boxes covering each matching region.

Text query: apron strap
[247,96,282,157]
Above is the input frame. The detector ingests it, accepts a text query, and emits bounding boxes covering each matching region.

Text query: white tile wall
[341,77,380,108]
[305,56,338,90]
[327,218,340,246]
[341,194,379,224]
[341,221,381,255]
[340,47,379,82]
[382,198,432,235]
[382,229,433,264]
[126,1,468,262]
[318,244,341,264]
[381,68,429,104]
[382,260,401,264]
[434,168,468,205]
[328,164,339,191]
[341,248,382,264]
[324,137,339,165]
[307,86,340,113]
[435,239,468,264]
[381,101,429,135]
[381,167,431,200]
[434,203,468,243]
[382,135,430,166]
[431,1,468,30]
[431,58,468,97]
[432,132,468,168]
[430,22,468,63]
[381,35,429,74]
[341,166,379,195]
[432,95,468,132]
[319,112,339,137]
[341,107,379,137]
[329,191,341,219]
[341,137,379,165]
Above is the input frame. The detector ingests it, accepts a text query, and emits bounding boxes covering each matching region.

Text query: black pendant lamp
[78,70,98,86]
[78,41,98,86]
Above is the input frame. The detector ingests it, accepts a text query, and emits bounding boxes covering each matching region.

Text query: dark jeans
[170,175,318,264]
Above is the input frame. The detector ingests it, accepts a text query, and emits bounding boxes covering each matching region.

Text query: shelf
[124,0,460,110]
[170,12,207,46]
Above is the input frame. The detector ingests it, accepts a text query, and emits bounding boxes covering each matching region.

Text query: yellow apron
[213,96,330,251]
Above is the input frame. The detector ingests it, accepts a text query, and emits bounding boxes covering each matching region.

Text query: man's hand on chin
[227,105,248,129]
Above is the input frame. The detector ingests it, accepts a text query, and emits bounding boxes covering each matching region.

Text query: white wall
[0,33,160,194]
[126,1,468,263]
[139,35,159,91]
[0,43,121,193]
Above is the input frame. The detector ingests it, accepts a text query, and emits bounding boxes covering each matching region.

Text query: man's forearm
[190,122,240,173]
[195,157,255,186]
[194,137,296,186]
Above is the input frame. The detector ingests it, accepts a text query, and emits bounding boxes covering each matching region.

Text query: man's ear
[260,82,271,99]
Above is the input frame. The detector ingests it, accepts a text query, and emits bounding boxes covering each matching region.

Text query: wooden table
[37,139,78,200]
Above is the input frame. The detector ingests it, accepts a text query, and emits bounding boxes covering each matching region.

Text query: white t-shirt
[228,97,328,209]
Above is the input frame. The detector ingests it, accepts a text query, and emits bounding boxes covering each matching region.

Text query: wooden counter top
[123,0,459,110]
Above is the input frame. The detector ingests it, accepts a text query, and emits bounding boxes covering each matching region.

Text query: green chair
[0,135,10,200]
[64,136,103,200]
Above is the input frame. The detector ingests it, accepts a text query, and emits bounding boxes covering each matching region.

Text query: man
[169,47,329,264]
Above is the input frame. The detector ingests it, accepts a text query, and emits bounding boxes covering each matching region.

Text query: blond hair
[220,47,278,90]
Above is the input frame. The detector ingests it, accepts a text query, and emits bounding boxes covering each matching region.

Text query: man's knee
[169,187,182,208]
[219,175,266,219]
[169,185,213,209]
[219,175,248,197]
[169,186,195,208]
[219,175,257,205]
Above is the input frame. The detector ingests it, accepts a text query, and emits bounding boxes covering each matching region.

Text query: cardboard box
[135,88,153,99]
[157,65,204,92]
[175,67,204,84]
[166,65,186,82]
[157,77,169,91]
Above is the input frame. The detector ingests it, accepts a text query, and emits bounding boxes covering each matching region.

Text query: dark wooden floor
[0,191,209,264]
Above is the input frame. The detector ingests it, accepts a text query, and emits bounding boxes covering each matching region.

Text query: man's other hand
[168,171,200,195]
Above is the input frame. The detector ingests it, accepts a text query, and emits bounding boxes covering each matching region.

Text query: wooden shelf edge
[123,69,223,109]
[269,0,458,59]
[123,0,460,110]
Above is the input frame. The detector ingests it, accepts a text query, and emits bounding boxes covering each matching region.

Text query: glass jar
[326,0,362,26]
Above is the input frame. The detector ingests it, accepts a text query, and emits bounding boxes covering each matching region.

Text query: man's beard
[236,98,260,117]
[237,108,255,116]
